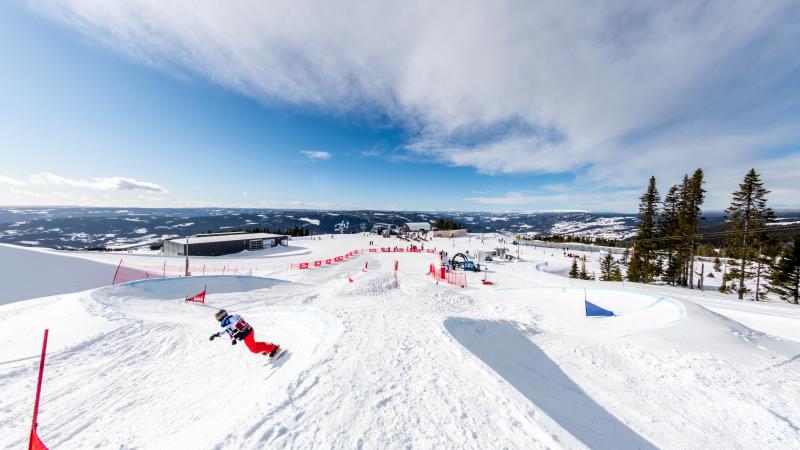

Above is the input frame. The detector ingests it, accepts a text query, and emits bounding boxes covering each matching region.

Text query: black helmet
[215,309,229,322]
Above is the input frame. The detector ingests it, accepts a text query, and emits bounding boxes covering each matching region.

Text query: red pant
[243,331,277,354]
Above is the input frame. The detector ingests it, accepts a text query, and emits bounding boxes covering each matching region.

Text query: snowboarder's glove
[209,333,217,341]
[231,339,237,346]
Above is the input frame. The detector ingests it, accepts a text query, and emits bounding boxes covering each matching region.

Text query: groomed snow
[0,244,118,305]
[1,235,799,449]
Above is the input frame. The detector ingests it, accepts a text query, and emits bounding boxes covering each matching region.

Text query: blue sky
[2,1,799,212]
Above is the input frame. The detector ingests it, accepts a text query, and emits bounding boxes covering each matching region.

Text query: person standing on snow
[209,309,280,358]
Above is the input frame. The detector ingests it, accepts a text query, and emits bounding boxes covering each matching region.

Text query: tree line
[226,226,311,237]
[621,168,798,304]
[434,218,466,231]
[535,234,622,247]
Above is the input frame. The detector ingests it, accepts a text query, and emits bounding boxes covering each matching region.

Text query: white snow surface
[0,244,118,304]
[1,235,799,449]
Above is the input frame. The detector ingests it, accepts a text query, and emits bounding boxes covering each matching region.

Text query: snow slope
[1,235,799,449]
[0,244,118,304]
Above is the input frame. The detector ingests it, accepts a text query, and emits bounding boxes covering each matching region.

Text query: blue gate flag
[585,300,614,317]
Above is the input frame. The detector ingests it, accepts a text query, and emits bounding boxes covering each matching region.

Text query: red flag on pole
[185,285,206,304]
[29,429,48,450]
[29,329,49,450]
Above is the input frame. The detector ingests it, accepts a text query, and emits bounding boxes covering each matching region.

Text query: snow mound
[493,287,685,337]
[0,244,117,304]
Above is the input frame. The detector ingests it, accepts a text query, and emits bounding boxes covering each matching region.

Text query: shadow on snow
[444,318,656,450]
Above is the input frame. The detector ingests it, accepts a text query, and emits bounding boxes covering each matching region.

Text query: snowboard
[266,347,288,364]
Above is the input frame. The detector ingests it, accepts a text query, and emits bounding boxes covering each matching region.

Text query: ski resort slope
[0,236,799,449]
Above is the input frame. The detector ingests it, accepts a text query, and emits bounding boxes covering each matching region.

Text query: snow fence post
[112,259,123,285]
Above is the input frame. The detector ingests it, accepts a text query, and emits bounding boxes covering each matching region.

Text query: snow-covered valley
[1,235,799,449]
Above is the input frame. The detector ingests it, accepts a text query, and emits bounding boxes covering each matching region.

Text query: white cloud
[29,172,167,193]
[465,192,539,206]
[9,187,46,198]
[300,150,332,161]
[465,189,643,212]
[26,0,800,208]
[0,175,27,186]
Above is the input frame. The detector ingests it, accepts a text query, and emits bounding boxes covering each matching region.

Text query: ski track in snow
[1,235,800,449]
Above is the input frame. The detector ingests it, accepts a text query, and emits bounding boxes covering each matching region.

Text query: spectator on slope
[209,309,281,358]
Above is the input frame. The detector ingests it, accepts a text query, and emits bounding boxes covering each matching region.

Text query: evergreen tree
[579,260,591,280]
[725,169,775,299]
[569,259,579,278]
[620,247,630,272]
[629,176,660,283]
[612,265,623,282]
[768,234,800,304]
[599,252,623,281]
[719,259,734,294]
[679,169,705,288]
[659,184,682,284]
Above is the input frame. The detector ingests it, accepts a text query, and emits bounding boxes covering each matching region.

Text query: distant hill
[0,207,798,250]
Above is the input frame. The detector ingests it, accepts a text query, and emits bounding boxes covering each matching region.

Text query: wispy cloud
[0,175,27,186]
[29,172,167,193]
[464,189,643,212]
[26,0,800,208]
[300,150,332,161]
[464,192,539,206]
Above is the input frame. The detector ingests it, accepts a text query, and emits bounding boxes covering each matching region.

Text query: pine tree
[612,265,623,282]
[569,258,579,278]
[599,252,623,281]
[768,234,800,304]
[579,260,590,280]
[719,267,729,293]
[620,247,630,271]
[629,176,660,283]
[725,169,775,299]
[659,184,682,284]
[679,169,705,288]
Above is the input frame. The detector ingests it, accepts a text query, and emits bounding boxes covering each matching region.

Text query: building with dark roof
[163,232,288,256]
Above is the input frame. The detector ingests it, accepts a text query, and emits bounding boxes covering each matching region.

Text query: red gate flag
[29,329,49,450]
[29,429,47,450]
[185,286,206,304]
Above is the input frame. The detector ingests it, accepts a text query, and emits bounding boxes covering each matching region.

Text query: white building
[403,222,432,232]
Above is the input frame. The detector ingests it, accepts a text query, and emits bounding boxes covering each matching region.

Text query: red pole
[29,329,49,450]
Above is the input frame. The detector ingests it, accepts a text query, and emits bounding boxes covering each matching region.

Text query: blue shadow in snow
[444,318,656,450]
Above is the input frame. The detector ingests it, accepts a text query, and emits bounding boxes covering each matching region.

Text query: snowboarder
[209,309,280,358]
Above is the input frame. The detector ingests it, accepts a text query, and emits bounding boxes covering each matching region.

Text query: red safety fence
[111,260,260,285]
[430,264,467,288]
[288,247,437,270]
[289,247,439,270]
[111,260,185,285]
[110,245,444,284]
[290,249,366,270]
